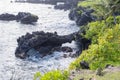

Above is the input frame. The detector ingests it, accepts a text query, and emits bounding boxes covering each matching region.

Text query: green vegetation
[70,0,120,70]
[33,0,120,79]
[78,0,120,21]
[70,16,120,70]
[85,16,120,44]
[34,70,69,80]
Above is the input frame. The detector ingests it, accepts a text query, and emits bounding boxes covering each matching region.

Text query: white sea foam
[0,1,79,80]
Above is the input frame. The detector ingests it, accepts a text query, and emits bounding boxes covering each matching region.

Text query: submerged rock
[53,46,73,52]
[61,46,73,52]
[15,31,76,59]
[16,12,30,21]
[0,13,16,21]
[0,12,38,24]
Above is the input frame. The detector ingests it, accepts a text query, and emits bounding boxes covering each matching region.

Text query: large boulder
[0,12,38,24]
[20,14,38,24]
[16,12,39,24]
[69,7,95,26]
[16,12,30,21]
[15,31,76,59]
[69,8,81,21]
[0,13,16,21]
[76,11,93,26]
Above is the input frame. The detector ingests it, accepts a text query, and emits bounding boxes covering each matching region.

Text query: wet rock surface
[16,12,38,24]
[53,46,73,52]
[69,7,95,26]
[74,31,91,57]
[15,31,77,59]
[0,13,16,21]
[0,12,38,24]
[15,29,92,59]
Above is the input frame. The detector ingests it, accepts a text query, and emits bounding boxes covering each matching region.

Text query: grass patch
[71,68,120,80]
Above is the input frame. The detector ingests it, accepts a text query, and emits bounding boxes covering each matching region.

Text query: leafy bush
[34,70,69,80]
[84,16,120,44]
[106,16,120,26]
[84,21,106,44]
[70,19,120,70]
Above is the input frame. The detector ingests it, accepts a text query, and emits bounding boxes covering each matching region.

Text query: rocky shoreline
[15,30,91,59]
[15,0,80,10]
[15,31,77,59]
[69,7,95,26]
[12,4,93,60]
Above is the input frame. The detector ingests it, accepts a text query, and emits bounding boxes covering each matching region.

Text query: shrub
[84,21,106,44]
[84,16,120,44]
[34,70,69,80]
[106,16,120,26]
[70,20,120,70]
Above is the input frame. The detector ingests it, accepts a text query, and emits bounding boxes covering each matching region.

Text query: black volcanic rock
[16,12,38,24]
[75,31,91,53]
[20,14,38,24]
[80,61,89,69]
[16,12,30,21]
[0,12,38,24]
[76,11,94,26]
[69,8,81,21]
[69,7,95,26]
[15,31,76,59]
[0,13,16,21]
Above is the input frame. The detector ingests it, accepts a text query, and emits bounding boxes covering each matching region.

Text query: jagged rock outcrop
[15,31,76,59]
[0,12,38,24]
[74,31,91,57]
[69,7,95,26]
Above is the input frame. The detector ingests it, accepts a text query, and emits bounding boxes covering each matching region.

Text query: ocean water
[0,0,79,80]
